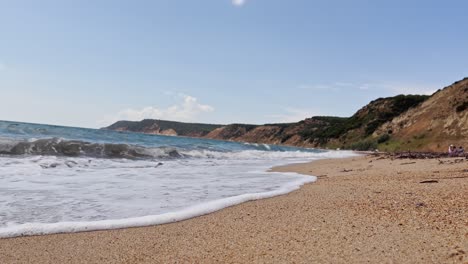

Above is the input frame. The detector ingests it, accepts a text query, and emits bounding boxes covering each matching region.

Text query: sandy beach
[0,155,466,263]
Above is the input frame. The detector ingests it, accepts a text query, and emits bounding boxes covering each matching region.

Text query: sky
[0,0,467,128]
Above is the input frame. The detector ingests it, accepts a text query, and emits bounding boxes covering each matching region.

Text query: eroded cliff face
[204,125,255,140]
[205,125,286,145]
[104,78,468,151]
[202,118,342,148]
[374,78,468,151]
[104,119,221,138]
[204,125,313,147]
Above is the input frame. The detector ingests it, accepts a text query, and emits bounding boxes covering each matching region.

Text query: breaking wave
[0,120,359,238]
[0,137,352,161]
[0,137,183,159]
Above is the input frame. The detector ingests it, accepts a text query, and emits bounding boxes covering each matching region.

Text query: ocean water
[0,120,357,238]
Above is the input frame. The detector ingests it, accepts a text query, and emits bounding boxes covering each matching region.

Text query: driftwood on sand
[368,151,468,160]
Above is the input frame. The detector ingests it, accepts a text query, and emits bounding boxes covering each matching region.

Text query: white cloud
[101,94,214,125]
[297,82,354,92]
[231,0,247,7]
[298,81,437,95]
[357,83,371,90]
[268,107,321,123]
[0,62,6,71]
[298,84,328,90]
[334,82,354,87]
[380,83,437,95]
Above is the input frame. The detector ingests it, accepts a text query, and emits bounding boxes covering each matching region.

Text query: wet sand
[0,155,467,263]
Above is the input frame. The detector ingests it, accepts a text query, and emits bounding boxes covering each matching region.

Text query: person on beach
[448,145,455,156]
[457,146,464,156]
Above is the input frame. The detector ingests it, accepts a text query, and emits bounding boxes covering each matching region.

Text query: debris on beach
[400,162,416,165]
[419,180,439,184]
[369,151,468,160]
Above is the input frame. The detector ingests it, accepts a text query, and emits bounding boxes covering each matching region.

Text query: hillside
[203,95,429,149]
[203,118,345,147]
[374,78,468,151]
[104,78,468,151]
[104,119,223,137]
[104,96,430,150]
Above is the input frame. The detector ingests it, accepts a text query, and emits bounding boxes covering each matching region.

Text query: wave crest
[0,137,356,161]
[0,137,182,159]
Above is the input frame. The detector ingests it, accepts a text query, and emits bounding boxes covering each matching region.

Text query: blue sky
[0,0,467,128]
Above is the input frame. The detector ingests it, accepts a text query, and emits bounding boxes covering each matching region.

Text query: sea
[0,120,357,238]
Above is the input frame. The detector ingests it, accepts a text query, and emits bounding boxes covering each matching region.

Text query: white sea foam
[0,147,358,238]
[181,149,357,160]
[0,172,314,238]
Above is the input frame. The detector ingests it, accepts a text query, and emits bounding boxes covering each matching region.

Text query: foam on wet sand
[0,155,466,263]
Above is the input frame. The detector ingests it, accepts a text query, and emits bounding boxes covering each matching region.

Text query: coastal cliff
[374,78,468,151]
[104,78,468,152]
[105,119,223,137]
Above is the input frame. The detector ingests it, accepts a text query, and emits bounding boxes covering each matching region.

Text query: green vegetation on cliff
[297,94,429,148]
[105,119,223,136]
[105,93,439,151]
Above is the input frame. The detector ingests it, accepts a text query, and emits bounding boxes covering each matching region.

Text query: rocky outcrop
[204,124,257,140]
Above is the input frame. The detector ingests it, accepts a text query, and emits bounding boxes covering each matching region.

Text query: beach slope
[0,156,466,263]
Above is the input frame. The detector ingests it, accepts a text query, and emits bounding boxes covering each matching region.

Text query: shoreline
[0,155,466,263]
[0,155,328,239]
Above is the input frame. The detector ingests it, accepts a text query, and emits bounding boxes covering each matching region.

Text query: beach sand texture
[0,156,466,263]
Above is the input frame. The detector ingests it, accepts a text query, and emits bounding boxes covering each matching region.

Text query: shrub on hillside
[348,140,378,151]
[456,101,468,112]
[377,134,391,144]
